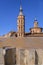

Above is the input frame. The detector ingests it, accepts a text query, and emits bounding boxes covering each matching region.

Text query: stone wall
[0,48,5,65]
[0,48,43,65]
[16,48,43,65]
[5,48,16,65]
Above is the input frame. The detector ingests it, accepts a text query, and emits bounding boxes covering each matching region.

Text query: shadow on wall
[35,50,38,65]
[4,48,16,65]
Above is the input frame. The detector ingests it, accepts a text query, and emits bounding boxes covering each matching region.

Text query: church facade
[0,3,43,65]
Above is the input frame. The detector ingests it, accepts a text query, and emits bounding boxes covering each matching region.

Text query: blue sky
[0,0,43,35]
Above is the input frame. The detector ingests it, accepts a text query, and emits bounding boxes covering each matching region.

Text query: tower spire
[19,0,23,15]
[34,18,38,27]
[34,17,37,21]
[17,0,25,37]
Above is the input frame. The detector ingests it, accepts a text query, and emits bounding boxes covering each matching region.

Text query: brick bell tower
[17,2,25,37]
